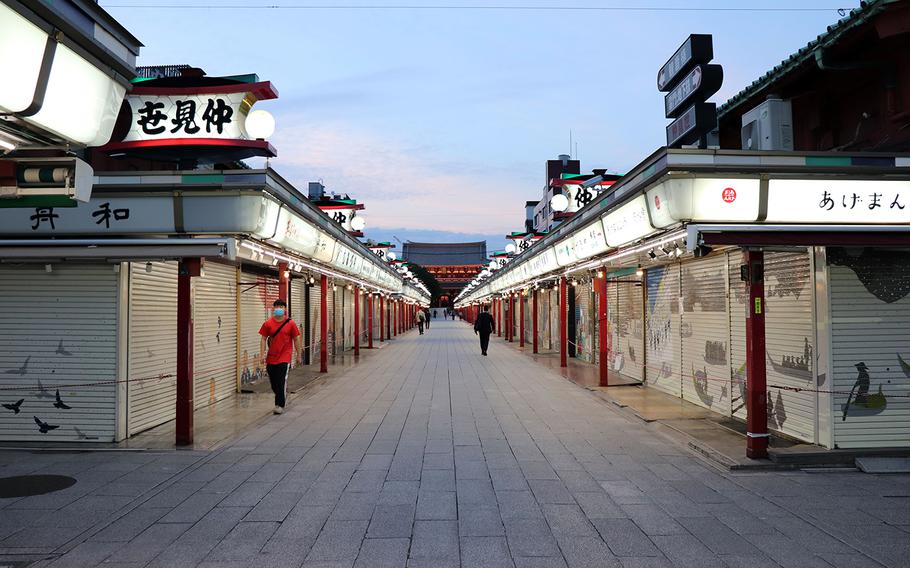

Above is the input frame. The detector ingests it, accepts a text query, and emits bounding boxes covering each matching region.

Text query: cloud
[266,117,529,234]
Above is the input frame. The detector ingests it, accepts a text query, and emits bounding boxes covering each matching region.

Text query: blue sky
[103,1,850,251]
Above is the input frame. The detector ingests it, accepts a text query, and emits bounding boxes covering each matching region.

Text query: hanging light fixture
[635,264,644,277]
[550,193,569,213]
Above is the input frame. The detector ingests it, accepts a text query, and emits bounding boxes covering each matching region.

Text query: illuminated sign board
[766,179,910,223]
[658,34,720,148]
[657,34,713,92]
[602,195,655,247]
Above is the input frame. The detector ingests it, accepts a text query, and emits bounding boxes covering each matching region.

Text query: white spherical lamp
[245,109,276,139]
[350,215,366,231]
[505,243,517,254]
[388,251,397,261]
[550,193,569,213]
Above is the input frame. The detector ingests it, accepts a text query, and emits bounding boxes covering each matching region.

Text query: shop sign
[332,244,362,275]
[557,182,605,215]
[0,197,173,234]
[658,34,720,148]
[528,247,559,276]
[319,205,364,234]
[554,239,575,266]
[766,179,910,223]
[664,64,723,119]
[645,177,760,225]
[369,245,392,260]
[657,34,714,91]
[272,208,321,256]
[313,233,336,264]
[602,195,654,247]
[572,220,609,260]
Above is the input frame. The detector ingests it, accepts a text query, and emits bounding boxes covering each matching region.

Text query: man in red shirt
[259,299,302,414]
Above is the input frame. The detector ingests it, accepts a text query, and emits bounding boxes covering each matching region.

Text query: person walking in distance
[259,299,301,414]
[424,308,431,330]
[474,305,495,356]
[416,308,426,334]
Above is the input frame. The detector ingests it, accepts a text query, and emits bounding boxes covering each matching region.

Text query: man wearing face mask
[259,299,302,414]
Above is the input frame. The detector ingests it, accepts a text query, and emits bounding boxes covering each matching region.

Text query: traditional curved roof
[402,241,487,266]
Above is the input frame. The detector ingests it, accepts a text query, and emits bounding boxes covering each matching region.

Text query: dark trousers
[418,321,425,334]
[479,331,491,354]
[266,362,289,407]
[425,319,430,329]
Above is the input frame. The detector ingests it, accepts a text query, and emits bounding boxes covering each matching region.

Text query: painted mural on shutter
[575,282,594,363]
[729,252,748,421]
[193,262,238,409]
[540,291,551,350]
[680,255,730,413]
[550,289,560,351]
[829,248,910,448]
[764,251,816,443]
[291,279,308,363]
[524,296,532,345]
[611,276,645,383]
[645,265,681,397]
[127,261,177,436]
[239,271,278,387]
[0,264,118,442]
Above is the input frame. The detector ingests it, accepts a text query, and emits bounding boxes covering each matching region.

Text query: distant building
[402,241,487,307]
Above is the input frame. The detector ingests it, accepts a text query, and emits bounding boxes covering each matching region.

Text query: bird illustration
[34,416,59,433]
[2,399,24,414]
[73,427,97,440]
[54,390,71,410]
[36,380,54,399]
[4,356,30,375]
[843,362,871,421]
[56,340,73,356]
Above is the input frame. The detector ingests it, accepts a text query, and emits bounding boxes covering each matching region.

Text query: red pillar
[744,250,769,459]
[508,294,514,343]
[598,272,609,387]
[519,292,525,348]
[320,274,328,373]
[380,295,385,342]
[496,299,501,337]
[354,286,360,356]
[368,293,374,349]
[559,277,568,368]
[277,261,289,303]
[532,288,538,354]
[176,258,202,446]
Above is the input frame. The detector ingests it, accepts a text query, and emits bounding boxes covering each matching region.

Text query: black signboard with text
[658,34,721,148]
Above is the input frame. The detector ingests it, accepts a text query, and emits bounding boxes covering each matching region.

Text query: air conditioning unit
[0,156,93,203]
[741,98,793,151]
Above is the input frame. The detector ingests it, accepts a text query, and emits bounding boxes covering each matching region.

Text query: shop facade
[458,148,910,453]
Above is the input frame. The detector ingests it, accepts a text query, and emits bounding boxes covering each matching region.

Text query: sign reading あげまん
[765,179,910,223]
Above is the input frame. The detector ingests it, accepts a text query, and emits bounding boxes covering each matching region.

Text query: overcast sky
[103,0,849,250]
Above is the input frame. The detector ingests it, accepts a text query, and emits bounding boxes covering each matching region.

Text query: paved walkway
[2,320,910,568]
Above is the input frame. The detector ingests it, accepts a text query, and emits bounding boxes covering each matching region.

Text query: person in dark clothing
[474,305,495,356]
[424,308,431,329]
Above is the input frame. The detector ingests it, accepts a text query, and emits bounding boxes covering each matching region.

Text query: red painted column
[354,286,360,356]
[532,288,539,354]
[519,291,525,348]
[380,295,385,342]
[496,299,501,337]
[320,274,328,373]
[508,294,514,343]
[277,261,289,304]
[368,293,374,349]
[559,276,568,368]
[744,250,769,459]
[176,258,201,446]
[598,272,609,387]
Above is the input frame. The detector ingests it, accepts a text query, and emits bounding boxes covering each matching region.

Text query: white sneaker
[273,406,283,415]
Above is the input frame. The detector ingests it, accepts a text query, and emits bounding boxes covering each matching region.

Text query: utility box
[0,156,94,205]
[741,98,794,151]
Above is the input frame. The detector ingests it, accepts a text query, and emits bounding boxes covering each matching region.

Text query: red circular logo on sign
[654,195,662,209]
[722,187,736,203]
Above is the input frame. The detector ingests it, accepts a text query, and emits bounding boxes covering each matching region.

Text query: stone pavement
[2,320,910,568]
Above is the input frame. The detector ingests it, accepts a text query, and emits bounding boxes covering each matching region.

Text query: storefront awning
[0,238,234,261]
[689,224,910,248]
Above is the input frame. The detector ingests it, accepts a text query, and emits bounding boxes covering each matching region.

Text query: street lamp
[550,193,569,213]
[244,109,276,139]
[351,215,366,232]
[505,243,517,254]
[388,252,397,261]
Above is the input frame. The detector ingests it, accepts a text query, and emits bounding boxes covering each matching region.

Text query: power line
[103,3,848,13]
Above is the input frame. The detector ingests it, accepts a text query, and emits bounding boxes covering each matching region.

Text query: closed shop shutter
[328,284,337,353]
[829,249,910,448]
[539,291,550,350]
[645,265,681,397]
[764,251,815,443]
[550,289,560,351]
[127,261,177,436]
[291,278,309,363]
[309,283,322,365]
[524,296,532,345]
[575,282,594,363]
[193,262,238,409]
[239,271,278,388]
[729,252,748,421]
[0,264,118,442]
[680,255,730,412]
[610,275,645,383]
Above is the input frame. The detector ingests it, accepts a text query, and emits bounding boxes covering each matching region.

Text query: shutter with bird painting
[0,264,118,442]
[645,264,682,397]
[193,261,238,410]
[829,247,910,448]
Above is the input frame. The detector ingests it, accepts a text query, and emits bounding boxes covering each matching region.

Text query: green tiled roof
[718,0,893,117]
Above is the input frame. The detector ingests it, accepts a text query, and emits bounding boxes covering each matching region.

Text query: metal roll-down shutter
[194,262,238,409]
[645,265,681,397]
[239,270,278,387]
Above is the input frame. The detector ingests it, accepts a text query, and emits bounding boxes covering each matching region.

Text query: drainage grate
[0,475,76,498]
